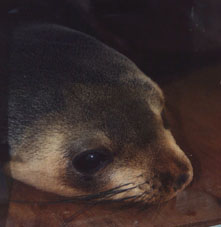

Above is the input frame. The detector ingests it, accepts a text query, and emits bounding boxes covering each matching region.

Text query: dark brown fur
[4,23,193,204]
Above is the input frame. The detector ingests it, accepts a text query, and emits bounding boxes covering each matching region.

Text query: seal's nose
[173,173,189,191]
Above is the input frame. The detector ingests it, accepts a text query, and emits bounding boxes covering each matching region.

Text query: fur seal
[3,23,193,204]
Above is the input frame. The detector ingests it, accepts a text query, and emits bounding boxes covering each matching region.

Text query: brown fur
[4,23,193,204]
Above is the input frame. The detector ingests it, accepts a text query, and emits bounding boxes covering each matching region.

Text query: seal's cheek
[4,151,80,197]
[4,129,83,197]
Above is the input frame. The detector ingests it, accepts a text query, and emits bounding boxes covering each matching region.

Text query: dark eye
[72,149,113,174]
[161,109,170,129]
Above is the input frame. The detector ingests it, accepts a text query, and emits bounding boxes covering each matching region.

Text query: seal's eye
[73,149,112,174]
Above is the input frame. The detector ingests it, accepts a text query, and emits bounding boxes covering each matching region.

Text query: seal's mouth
[61,176,193,205]
[66,168,193,205]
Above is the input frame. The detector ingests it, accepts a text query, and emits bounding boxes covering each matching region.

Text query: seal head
[5,23,193,204]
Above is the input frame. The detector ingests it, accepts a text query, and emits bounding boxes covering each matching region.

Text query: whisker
[74,184,138,201]
[110,195,138,203]
[61,185,144,226]
[9,182,135,204]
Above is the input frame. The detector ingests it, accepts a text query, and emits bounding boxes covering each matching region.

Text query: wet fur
[4,23,193,204]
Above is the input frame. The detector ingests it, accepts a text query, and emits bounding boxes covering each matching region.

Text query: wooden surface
[1,64,221,226]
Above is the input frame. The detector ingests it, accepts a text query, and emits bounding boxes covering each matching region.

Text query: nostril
[174,174,189,190]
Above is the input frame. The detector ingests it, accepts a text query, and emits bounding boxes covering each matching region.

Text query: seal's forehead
[64,84,160,147]
[9,23,164,147]
[11,24,132,77]
[11,24,157,88]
